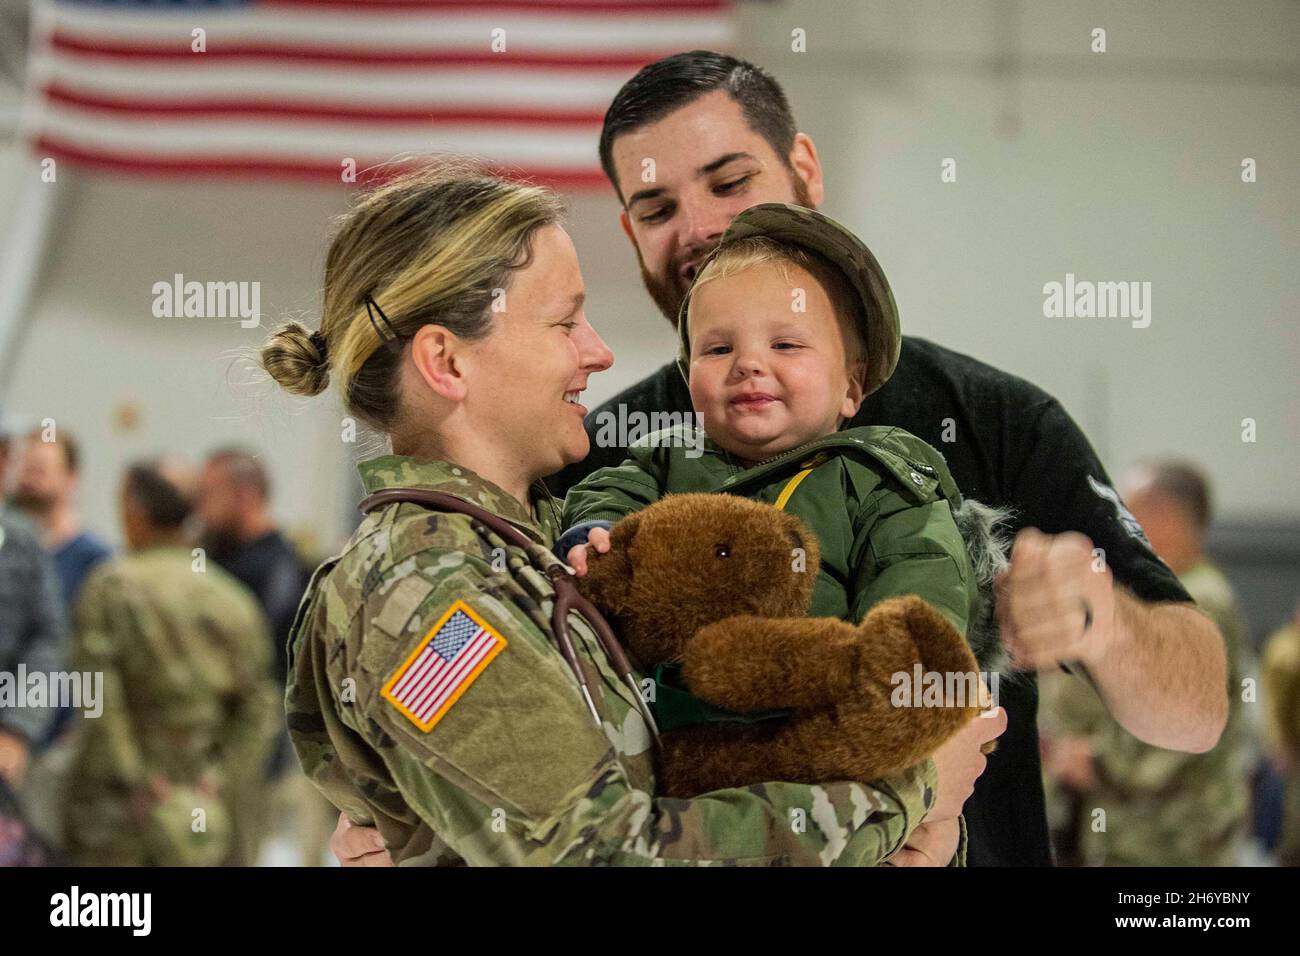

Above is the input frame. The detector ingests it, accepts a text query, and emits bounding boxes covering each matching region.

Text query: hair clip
[365,294,402,348]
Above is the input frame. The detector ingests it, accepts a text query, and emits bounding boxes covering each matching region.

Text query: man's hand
[997,528,1116,671]
[928,707,1007,822]
[331,812,394,867]
[130,778,166,827]
[1002,529,1226,752]
[0,730,30,787]
[565,527,611,577]
[886,817,960,867]
[1044,735,1098,791]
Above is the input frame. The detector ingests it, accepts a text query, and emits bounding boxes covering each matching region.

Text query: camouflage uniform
[1045,560,1250,866]
[64,545,279,866]
[285,455,939,866]
[1262,620,1300,865]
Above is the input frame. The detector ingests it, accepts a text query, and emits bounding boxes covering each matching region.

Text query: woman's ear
[410,324,468,402]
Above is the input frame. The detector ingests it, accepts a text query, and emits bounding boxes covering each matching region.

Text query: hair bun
[308,329,329,359]
[261,321,330,397]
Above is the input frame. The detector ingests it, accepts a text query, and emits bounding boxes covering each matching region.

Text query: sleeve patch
[381,601,507,732]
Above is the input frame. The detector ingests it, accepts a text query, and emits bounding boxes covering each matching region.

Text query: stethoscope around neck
[359,486,662,750]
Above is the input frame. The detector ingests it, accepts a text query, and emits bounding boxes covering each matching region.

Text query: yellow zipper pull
[774,453,829,511]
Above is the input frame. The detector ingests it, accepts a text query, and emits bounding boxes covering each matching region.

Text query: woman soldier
[262,163,988,866]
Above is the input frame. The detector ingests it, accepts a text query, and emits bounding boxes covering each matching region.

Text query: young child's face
[687,259,864,464]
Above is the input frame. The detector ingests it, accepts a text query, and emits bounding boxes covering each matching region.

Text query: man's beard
[10,488,53,515]
[199,525,243,557]
[636,172,815,326]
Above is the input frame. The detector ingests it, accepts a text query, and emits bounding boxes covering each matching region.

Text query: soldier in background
[1042,461,1250,865]
[63,458,278,866]
[1262,602,1300,865]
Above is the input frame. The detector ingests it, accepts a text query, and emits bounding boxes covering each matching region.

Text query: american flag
[382,602,507,731]
[21,0,734,187]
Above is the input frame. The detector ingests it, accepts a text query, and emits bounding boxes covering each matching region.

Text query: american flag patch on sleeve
[382,601,507,732]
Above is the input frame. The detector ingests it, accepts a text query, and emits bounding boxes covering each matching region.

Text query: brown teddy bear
[576,493,986,799]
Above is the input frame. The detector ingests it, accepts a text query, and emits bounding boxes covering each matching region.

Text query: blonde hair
[686,236,866,374]
[261,161,564,431]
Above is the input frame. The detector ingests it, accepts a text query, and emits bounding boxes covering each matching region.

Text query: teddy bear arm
[680,615,863,712]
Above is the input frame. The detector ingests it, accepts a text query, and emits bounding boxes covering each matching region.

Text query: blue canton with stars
[431,610,480,660]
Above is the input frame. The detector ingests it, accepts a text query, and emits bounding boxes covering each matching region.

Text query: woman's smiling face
[687,259,864,464]
[463,224,614,481]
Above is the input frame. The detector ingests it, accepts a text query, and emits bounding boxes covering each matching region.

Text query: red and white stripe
[390,624,500,723]
[21,0,734,186]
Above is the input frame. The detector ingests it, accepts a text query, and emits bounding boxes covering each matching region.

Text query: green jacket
[285,454,939,866]
[563,424,976,636]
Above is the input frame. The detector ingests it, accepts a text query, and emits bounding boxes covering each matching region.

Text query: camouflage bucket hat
[675,203,901,397]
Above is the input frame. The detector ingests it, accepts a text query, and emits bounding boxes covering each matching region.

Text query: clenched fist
[997,528,1116,671]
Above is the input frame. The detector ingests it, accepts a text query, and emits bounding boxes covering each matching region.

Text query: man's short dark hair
[598,51,798,204]
[1142,461,1214,531]
[206,446,270,500]
[26,428,80,474]
[124,460,192,529]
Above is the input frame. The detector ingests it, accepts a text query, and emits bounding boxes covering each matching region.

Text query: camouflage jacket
[1262,620,1300,864]
[68,545,278,790]
[285,454,940,866]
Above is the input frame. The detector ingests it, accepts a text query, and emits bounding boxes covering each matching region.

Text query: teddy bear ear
[608,508,643,549]
[575,511,643,615]
[781,512,819,569]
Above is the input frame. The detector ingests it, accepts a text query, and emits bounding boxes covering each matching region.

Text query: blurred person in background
[12,428,112,612]
[1262,602,1300,865]
[196,447,307,686]
[8,426,111,850]
[195,446,324,865]
[63,457,278,866]
[1041,461,1251,865]
[0,410,69,801]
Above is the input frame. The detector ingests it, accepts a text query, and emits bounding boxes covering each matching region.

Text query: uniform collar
[357,455,561,546]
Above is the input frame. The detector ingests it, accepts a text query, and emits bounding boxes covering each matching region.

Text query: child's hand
[566,527,612,576]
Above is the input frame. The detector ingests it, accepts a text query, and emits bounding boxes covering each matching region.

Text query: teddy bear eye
[714,544,731,559]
